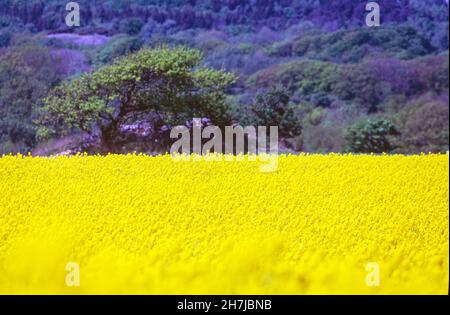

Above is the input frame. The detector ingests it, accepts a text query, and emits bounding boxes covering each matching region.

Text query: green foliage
[345,119,400,153]
[292,26,435,63]
[330,63,387,113]
[247,60,338,101]
[40,46,236,152]
[0,42,62,154]
[1,1,448,155]
[278,61,338,98]
[266,41,292,57]
[303,124,345,153]
[249,87,301,139]
[92,35,143,67]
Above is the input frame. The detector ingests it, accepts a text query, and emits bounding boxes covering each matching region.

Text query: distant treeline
[1,1,448,45]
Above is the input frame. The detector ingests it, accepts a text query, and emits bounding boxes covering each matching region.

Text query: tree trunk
[100,122,119,154]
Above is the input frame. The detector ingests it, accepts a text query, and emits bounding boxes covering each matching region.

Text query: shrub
[345,118,400,153]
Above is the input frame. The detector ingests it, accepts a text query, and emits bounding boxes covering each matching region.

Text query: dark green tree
[251,87,302,138]
[345,118,400,153]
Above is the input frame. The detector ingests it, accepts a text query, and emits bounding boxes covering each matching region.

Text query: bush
[345,118,400,153]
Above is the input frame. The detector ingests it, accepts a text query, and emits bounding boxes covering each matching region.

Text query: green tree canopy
[39,46,236,153]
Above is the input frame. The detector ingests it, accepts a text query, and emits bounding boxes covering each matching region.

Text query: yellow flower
[0,153,448,294]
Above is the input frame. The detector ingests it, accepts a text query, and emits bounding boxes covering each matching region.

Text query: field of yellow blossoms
[0,153,448,294]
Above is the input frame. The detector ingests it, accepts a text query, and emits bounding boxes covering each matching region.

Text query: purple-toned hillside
[0,0,448,155]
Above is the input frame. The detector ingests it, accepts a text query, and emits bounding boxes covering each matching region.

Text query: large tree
[39,46,236,153]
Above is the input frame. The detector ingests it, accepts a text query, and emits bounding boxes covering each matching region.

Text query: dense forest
[0,0,448,155]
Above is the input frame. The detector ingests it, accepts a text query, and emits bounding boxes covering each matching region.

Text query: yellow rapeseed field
[0,153,448,294]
